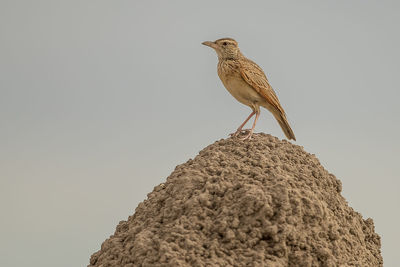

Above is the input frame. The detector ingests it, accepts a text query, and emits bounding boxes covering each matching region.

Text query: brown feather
[239,58,296,140]
[239,58,285,115]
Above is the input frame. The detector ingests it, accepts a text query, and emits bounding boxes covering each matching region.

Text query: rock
[89,133,382,267]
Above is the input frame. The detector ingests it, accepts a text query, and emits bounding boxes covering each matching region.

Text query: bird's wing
[239,59,285,115]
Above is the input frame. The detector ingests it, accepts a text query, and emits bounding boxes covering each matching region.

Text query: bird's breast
[218,62,264,108]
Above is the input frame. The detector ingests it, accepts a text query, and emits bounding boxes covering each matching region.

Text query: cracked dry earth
[89,133,382,267]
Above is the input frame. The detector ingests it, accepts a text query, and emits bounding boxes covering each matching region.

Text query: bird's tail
[273,111,296,141]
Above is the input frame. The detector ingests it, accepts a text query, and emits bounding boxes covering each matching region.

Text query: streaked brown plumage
[202,38,296,141]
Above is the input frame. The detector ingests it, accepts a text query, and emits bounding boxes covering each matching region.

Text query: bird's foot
[229,129,251,138]
[240,129,254,140]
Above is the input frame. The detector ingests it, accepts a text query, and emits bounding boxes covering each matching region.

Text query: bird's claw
[229,129,252,139]
[240,130,254,140]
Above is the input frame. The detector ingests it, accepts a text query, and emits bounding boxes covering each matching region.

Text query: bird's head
[202,38,241,60]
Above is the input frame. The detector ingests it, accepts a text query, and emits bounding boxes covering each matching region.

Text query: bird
[202,38,296,141]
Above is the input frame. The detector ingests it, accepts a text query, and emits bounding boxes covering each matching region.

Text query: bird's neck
[218,50,243,61]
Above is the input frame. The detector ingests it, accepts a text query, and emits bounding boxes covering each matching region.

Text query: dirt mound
[88,134,382,266]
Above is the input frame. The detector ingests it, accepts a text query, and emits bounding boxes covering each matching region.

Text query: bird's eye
[223,42,227,46]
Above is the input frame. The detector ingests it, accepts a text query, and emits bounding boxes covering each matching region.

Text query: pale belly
[221,75,266,110]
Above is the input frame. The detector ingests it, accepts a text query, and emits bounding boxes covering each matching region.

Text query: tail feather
[273,112,296,141]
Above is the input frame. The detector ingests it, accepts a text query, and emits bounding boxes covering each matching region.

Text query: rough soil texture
[89,134,382,267]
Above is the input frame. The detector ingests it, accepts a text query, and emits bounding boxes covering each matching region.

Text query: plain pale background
[1,1,399,266]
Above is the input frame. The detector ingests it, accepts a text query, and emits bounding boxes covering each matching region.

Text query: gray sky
[1,1,399,266]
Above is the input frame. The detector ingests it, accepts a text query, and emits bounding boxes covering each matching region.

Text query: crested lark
[202,38,296,141]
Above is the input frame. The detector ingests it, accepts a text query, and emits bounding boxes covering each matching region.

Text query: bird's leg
[230,111,256,137]
[241,111,260,140]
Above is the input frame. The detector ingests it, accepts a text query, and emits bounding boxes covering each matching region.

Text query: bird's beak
[202,41,217,49]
